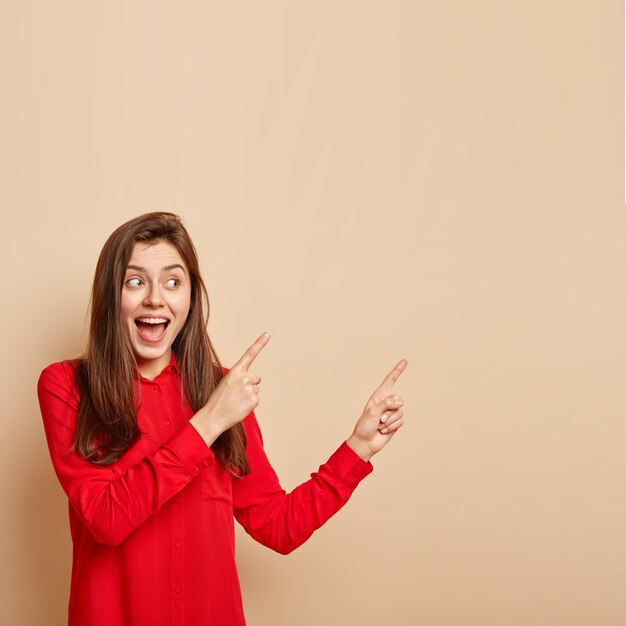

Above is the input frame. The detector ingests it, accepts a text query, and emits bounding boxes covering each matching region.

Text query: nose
[143,283,165,307]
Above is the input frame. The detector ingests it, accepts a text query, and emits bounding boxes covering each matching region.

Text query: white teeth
[137,317,169,324]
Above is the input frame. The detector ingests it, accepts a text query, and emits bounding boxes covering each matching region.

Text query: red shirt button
[202,459,209,467]
[175,496,182,505]
[164,420,171,427]
[175,585,182,594]
[193,466,200,473]
[175,541,182,549]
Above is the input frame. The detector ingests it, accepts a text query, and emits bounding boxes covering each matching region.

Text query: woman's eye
[126,278,142,287]
[166,278,180,288]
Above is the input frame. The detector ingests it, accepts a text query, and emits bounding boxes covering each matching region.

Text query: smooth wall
[2,2,625,625]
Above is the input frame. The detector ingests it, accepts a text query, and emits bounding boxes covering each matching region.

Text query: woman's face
[120,240,192,379]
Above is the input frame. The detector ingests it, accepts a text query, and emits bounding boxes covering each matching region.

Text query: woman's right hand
[189,332,270,445]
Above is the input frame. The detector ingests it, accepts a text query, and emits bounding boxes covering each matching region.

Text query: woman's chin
[132,342,172,365]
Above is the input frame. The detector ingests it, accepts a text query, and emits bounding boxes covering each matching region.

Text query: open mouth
[134,317,170,342]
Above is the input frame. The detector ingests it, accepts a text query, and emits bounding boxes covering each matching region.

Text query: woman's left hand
[346,359,408,462]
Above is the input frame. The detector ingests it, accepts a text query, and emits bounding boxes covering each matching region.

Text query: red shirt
[37,352,373,626]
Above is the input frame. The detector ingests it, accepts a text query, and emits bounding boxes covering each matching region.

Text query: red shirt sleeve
[37,361,212,546]
[232,411,373,555]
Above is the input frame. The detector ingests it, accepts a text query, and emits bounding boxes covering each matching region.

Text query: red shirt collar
[137,351,179,384]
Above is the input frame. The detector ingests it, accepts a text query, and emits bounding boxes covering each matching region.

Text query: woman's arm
[38,361,212,546]
[232,359,407,555]
[232,411,373,555]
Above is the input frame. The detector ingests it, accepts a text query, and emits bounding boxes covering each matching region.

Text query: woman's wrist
[189,410,221,448]
[346,434,374,462]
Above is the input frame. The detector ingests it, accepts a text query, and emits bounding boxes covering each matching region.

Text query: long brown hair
[73,212,250,475]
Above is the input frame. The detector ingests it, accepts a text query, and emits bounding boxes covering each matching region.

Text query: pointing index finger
[374,359,408,397]
[232,332,271,372]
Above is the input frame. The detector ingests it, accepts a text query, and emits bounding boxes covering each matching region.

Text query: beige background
[1,2,625,625]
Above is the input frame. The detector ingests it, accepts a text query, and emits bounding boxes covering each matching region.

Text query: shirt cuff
[161,421,213,474]
[325,441,374,487]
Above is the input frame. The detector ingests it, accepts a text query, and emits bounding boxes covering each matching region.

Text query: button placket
[154,385,171,428]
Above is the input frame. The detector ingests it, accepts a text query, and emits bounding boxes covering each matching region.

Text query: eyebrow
[126,264,187,274]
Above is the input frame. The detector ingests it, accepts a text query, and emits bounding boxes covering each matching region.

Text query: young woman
[38,212,407,626]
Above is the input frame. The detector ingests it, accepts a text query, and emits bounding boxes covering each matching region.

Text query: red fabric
[37,352,373,626]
